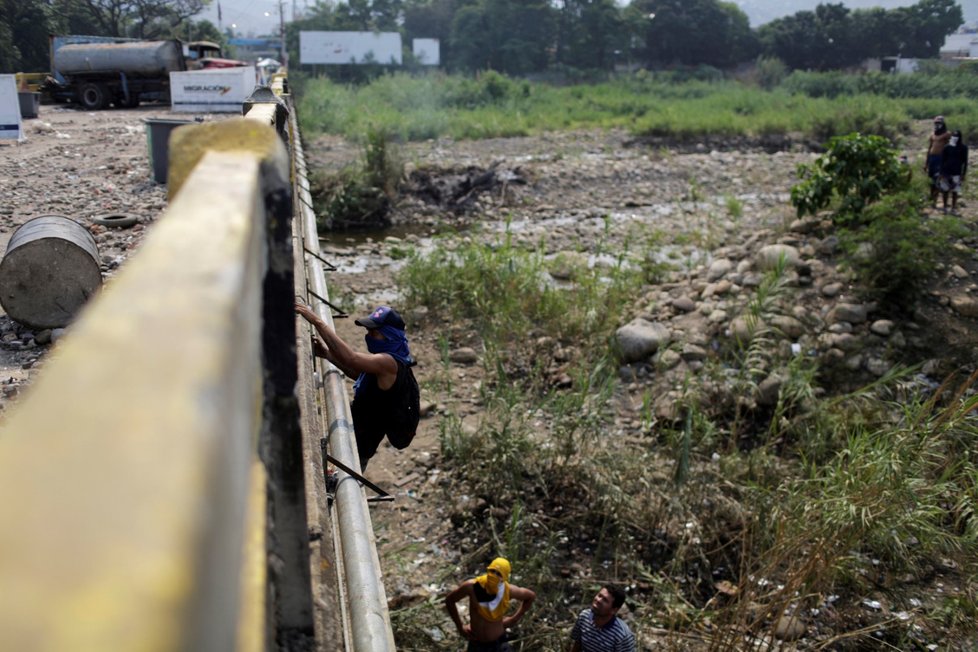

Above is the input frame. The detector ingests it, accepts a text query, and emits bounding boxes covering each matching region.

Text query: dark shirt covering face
[941,141,969,177]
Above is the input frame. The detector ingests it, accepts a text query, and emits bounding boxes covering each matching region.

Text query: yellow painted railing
[0,78,386,651]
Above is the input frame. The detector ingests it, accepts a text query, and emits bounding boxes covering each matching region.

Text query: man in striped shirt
[569,585,635,652]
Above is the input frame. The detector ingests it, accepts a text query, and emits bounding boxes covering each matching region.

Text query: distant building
[863,57,920,74]
[940,25,978,60]
[228,37,282,63]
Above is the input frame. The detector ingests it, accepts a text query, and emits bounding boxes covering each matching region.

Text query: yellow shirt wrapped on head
[472,557,512,622]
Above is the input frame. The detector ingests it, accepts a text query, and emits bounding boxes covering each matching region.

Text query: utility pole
[278,0,288,68]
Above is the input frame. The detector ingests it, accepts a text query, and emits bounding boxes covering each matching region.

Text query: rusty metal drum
[0,215,102,329]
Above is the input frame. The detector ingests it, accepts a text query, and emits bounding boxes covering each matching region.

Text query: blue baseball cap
[355,305,405,330]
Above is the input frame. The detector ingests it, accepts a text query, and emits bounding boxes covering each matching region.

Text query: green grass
[391,226,978,649]
[297,70,978,146]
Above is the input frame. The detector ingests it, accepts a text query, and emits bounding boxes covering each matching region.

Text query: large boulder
[616,318,671,363]
[755,244,801,271]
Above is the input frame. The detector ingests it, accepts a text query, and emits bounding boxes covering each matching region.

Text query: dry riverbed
[2,103,977,649]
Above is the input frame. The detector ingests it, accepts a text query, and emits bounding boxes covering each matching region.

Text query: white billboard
[0,76,24,142]
[412,39,440,66]
[169,67,257,113]
[300,31,403,65]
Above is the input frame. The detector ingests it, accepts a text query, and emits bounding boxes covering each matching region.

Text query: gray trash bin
[144,118,194,184]
[18,92,40,119]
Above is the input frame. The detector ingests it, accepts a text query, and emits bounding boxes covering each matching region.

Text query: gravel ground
[0,103,215,416]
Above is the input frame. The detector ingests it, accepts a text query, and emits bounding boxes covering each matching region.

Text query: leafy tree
[553,0,623,71]
[758,4,859,70]
[334,0,403,30]
[0,7,19,74]
[449,4,492,71]
[62,0,209,38]
[628,0,756,68]
[791,132,910,223]
[899,0,963,58]
[50,0,104,35]
[404,0,461,68]
[761,0,963,70]
[0,0,53,72]
[450,0,555,74]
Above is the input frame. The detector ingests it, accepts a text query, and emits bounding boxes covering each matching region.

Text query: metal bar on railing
[290,108,397,651]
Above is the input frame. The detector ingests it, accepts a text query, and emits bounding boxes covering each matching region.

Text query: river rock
[450,347,479,364]
[707,309,728,324]
[672,296,696,313]
[771,315,805,339]
[774,614,806,641]
[729,316,760,341]
[756,244,801,270]
[757,373,784,406]
[950,264,969,279]
[869,320,894,337]
[827,303,868,324]
[707,258,733,281]
[681,343,708,362]
[657,349,681,369]
[949,294,978,318]
[818,235,840,255]
[616,319,671,363]
[820,282,844,298]
[866,357,892,376]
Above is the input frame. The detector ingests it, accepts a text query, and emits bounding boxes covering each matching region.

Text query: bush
[791,132,910,223]
[311,127,403,229]
[841,190,965,308]
[754,56,788,90]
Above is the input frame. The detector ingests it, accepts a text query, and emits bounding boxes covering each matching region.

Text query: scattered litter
[862,599,882,610]
[395,472,421,487]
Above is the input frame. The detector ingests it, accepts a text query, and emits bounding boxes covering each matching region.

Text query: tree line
[0,0,222,74]
[1,0,965,76]
[291,0,963,74]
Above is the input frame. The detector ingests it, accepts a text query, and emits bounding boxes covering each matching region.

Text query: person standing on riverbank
[569,585,635,652]
[939,130,968,214]
[445,557,536,651]
[925,116,952,207]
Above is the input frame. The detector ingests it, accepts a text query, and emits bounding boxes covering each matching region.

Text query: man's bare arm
[501,584,536,629]
[444,582,474,640]
[296,303,397,378]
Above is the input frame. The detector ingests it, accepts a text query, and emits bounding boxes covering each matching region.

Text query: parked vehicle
[42,35,248,110]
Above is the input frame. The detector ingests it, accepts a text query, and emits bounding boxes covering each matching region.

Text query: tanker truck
[43,37,186,110]
[43,36,247,110]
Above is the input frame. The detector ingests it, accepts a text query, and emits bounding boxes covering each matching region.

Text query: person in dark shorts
[939,130,968,214]
[445,557,536,651]
[925,115,952,206]
[295,303,419,472]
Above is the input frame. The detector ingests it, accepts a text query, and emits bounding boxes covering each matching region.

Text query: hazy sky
[196,0,978,38]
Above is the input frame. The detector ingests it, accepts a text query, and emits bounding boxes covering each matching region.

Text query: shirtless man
[925,115,952,206]
[445,558,536,651]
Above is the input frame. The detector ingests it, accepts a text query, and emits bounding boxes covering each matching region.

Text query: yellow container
[14,72,48,93]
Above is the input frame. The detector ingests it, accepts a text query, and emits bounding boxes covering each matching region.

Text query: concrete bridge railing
[0,79,392,651]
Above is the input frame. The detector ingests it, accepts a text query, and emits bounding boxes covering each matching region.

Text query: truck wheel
[79,83,109,110]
